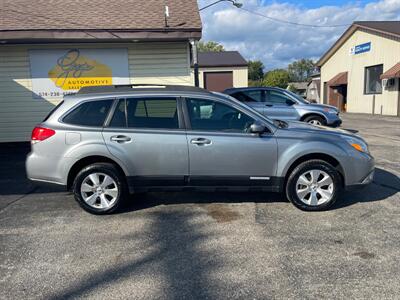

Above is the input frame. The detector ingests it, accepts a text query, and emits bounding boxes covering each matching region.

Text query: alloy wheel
[295,169,334,206]
[80,173,119,209]
[308,119,322,125]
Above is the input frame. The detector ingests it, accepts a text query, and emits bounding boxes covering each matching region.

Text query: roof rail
[76,84,209,95]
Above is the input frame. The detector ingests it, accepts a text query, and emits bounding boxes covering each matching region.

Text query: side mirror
[250,123,266,134]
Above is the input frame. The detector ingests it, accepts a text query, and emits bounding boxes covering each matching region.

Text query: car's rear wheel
[73,163,127,214]
[286,160,341,211]
[304,115,326,126]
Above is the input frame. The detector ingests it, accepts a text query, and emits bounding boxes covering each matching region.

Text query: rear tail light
[31,127,56,143]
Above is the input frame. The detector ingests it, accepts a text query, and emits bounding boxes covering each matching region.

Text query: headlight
[343,136,369,153]
[323,108,338,114]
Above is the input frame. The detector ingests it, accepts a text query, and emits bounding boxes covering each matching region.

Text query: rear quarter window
[43,101,64,122]
[63,100,113,126]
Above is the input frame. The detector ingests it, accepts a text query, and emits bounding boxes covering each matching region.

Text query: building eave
[0,29,202,44]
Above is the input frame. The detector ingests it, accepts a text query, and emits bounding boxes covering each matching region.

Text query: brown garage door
[204,71,233,92]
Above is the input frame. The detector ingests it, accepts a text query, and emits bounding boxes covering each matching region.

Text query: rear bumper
[26,151,73,186]
[27,177,67,188]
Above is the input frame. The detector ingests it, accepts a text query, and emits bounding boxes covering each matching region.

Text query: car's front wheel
[286,160,341,211]
[73,163,127,214]
[304,115,326,126]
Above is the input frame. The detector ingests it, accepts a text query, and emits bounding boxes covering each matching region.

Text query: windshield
[285,90,310,104]
[212,92,277,127]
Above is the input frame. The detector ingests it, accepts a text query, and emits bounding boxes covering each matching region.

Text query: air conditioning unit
[382,78,395,89]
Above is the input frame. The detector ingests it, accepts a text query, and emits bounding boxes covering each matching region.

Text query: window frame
[60,98,115,128]
[181,96,272,134]
[105,96,184,131]
[364,64,383,95]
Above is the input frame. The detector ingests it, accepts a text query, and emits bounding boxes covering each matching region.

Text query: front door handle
[191,138,212,145]
[265,104,273,107]
[110,135,131,143]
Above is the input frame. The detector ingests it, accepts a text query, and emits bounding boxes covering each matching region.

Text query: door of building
[204,71,233,92]
[323,82,328,104]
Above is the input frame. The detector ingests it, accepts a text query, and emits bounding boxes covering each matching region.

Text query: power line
[238,6,351,28]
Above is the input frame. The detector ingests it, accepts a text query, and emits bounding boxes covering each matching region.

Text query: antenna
[164,5,169,27]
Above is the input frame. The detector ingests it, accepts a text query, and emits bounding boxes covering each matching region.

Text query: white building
[317,21,400,116]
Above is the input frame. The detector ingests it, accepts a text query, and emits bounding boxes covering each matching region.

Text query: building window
[364,64,383,94]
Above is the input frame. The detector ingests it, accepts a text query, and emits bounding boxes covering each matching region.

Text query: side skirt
[127,176,284,193]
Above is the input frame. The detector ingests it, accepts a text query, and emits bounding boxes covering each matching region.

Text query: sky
[197,0,400,70]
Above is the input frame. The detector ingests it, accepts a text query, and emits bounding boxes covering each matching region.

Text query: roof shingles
[0,0,202,31]
[197,51,248,68]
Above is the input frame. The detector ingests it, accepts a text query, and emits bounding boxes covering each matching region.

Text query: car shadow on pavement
[122,190,285,214]
[334,167,399,209]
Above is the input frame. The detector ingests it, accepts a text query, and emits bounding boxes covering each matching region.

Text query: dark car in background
[224,87,342,127]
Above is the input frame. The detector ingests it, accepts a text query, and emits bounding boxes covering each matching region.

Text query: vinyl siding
[0,42,192,142]
[320,30,400,116]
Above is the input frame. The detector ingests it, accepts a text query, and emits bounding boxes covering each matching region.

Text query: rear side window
[63,100,113,126]
[231,91,263,102]
[109,98,179,129]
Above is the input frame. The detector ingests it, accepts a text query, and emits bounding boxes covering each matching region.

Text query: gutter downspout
[190,39,199,87]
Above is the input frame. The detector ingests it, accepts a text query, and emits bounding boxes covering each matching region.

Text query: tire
[285,159,341,211]
[73,163,127,214]
[304,115,326,126]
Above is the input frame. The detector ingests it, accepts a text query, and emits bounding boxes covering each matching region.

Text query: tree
[287,83,297,93]
[287,59,315,82]
[197,41,225,52]
[263,69,291,88]
[248,60,264,82]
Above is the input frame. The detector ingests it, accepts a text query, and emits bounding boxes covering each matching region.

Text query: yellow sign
[48,49,112,90]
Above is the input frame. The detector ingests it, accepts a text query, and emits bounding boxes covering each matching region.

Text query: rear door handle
[265,104,273,107]
[110,135,131,143]
[191,138,212,145]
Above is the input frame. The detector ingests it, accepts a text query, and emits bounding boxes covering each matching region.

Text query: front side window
[63,100,113,126]
[365,64,383,94]
[186,98,254,132]
[110,98,179,129]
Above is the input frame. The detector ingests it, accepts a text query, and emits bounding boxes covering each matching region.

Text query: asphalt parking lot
[1,113,399,299]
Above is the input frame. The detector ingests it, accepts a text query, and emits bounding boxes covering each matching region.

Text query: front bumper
[329,119,342,127]
[345,169,375,191]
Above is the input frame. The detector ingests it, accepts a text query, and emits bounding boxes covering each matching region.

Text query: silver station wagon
[26,85,374,214]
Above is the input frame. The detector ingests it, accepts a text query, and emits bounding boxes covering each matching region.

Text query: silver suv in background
[224,87,342,127]
[26,85,373,214]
